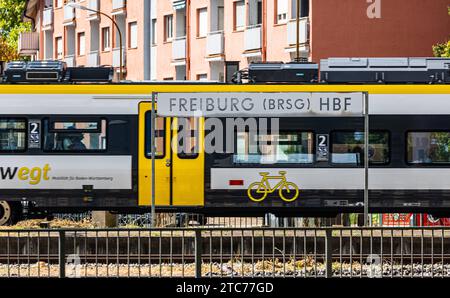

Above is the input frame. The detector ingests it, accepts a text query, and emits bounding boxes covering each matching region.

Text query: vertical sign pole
[364,92,370,226]
[151,92,157,228]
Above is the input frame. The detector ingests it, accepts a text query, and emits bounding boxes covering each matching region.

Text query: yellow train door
[138,103,204,207]
[171,117,204,206]
[138,102,171,206]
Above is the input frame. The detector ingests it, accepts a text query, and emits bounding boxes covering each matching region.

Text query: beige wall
[37,0,147,81]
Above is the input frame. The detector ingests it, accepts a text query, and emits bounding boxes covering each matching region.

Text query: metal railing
[206,31,224,56]
[172,36,187,61]
[286,18,309,46]
[0,227,449,278]
[244,24,262,51]
[42,8,53,28]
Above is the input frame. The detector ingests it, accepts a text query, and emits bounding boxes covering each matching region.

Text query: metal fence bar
[325,229,332,278]
[58,230,65,278]
[195,229,202,278]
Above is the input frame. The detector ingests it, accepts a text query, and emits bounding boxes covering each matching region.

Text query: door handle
[166,159,171,167]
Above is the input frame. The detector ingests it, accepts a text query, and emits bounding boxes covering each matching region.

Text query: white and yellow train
[0,82,450,225]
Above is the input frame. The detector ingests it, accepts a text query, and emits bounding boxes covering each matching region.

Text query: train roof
[0,83,449,95]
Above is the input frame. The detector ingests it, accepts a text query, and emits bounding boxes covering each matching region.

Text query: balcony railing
[206,31,224,57]
[172,37,186,61]
[87,0,100,20]
[244,24,261,51]
[286,18,309,46]
[63,4,75,24]
[64,56,75,67]
[42,8,53,28]
[112,0,126,15]
[18,32,39,55]
[112,47,126,68]
[87,51,100,67]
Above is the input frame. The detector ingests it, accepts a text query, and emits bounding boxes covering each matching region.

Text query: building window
[102,27,110,51]
[197,8,207,38]
[164,15,173,41]
[234,131,314,164]
[151,18,157,45]
[234,1,245,31]
[276,0,288,24]
[225,61,239,83]
[196,73,208,81]
[0,119,26,152]
[43,119,107,152]
[331,131,390,165]
[128,22,138,48]
[55,0,63,8]
[77,32,85,56]
[55,37,63,59]
[407,132,450,164]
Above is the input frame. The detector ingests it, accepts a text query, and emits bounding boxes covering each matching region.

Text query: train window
[51,121,100,131]
[43,119,107,152]
[234,131,314,164]
[407,132,450,164]
[145,114,165,158]
[177,117,199,158]
[0,119,26,152]
[331,131,390,165]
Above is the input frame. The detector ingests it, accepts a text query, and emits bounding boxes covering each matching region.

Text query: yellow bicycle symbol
[247,171,300,202]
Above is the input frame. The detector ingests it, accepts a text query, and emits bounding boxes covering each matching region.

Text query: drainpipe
[186,0,191,80]
[261,0,267,62]
[22,0,38,60]
[23,0,36,30]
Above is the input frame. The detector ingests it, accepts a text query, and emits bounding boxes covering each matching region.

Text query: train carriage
[0,82,450,225]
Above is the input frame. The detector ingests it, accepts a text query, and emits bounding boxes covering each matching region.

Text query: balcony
[42,8,53,30]
[112,0,126,16]
[64,56,75,67]
[172,37,186,62]
[87,51,99,67]
[87,0,100,21]
[244,25,261,53]
[286,18,309,49]
[18,32,39,56]
[112,47,126,68]
[63,4,75,26]
[206,31,224,59]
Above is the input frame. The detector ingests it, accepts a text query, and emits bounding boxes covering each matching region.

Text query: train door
[171,117,204,206]
[138,102,171,206]
[138,102,204,207]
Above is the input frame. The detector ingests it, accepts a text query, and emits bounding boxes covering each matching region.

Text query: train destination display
[157,92,365,117]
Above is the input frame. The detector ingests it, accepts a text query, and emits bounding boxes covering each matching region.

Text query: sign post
[364,92,370,226]
[151,92,156,228]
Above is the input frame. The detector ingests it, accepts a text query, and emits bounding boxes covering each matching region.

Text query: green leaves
[432,7,450,58]
[0,0,31,49]
[433,41,450,58]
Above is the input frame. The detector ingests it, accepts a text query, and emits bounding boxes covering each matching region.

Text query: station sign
[157,92,364,117]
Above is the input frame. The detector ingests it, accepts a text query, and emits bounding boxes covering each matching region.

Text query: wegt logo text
[0,164,51,185]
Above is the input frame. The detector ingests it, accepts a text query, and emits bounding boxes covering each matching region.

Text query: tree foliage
[432,7,450,58]
[0,37,21,61]
[0,0,31,61]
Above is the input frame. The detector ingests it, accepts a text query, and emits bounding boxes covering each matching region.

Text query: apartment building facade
[22,0,153,81]
[21,0,450,82]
